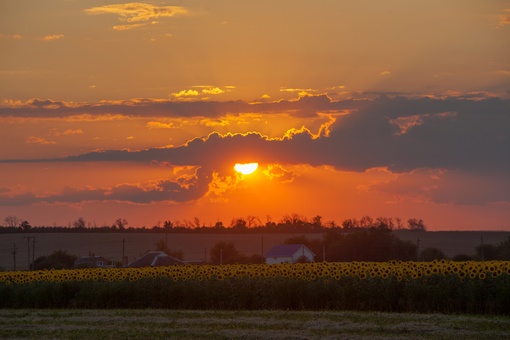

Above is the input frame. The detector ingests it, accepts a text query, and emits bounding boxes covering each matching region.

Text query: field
[1,309,509,339]
[1,231,510,270]
[0,233,307,270]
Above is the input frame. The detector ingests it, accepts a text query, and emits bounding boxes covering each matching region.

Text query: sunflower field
[1,260,509,314]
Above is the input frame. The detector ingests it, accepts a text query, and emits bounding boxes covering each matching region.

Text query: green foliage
[452,254,474,261]
[321,229,418,262]
[209,241,240,264]
[475,238,510,261]
[33,250,77,270]
[209,241,262,264]
[153,239,184,260]
[419,247,448,262]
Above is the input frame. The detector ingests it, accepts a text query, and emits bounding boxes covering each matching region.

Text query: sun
[234,162,258,175]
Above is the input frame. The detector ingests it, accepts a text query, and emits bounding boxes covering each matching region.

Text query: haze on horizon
[0,1,509,230]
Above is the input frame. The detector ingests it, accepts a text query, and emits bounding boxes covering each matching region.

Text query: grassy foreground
[0,309,509,339]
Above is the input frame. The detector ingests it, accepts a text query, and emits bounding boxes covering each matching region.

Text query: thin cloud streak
[84,3,188,30]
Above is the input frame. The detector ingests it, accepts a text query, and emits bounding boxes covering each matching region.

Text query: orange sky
[1,1,509,230]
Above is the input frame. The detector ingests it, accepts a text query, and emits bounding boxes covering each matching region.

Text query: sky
[0,0,509,230]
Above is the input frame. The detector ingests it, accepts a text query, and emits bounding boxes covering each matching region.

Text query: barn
[125,251,184,267]
[264,244,315,264]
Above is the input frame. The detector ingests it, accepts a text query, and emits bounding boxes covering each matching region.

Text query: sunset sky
[1,1,509,230]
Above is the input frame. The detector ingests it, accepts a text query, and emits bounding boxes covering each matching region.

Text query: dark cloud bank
[2,95,509,205]
[57,95,510,173]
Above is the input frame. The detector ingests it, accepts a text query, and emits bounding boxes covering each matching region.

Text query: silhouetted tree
[33,250,77,270]
[323,228,417,262]
[20,220,31,231]
[163,220,173,230]
[73,217,86,229]
[114,218,128,230]
[475,244,498,261]
[496,237,510,260]
[209,241,241,264]
[154,239,184,260]
[230,218,247,231]
[407,218,426,231]
[246,215,261,228]
[4,215,20,228]
[419,247,448,261]
[452,254,473,261]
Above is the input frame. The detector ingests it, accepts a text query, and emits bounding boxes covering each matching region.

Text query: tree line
[1,214,426,234]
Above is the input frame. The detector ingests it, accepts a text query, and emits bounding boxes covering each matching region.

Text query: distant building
[125,251,185,267]
[264,244,315,264]
[74,255,110,268]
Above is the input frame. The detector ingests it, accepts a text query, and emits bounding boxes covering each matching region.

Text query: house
[125,251,185,267]
[74,255,110,268]
[264,244,315,264]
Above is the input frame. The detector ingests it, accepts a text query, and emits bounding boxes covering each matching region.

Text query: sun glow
[234,162,258,175]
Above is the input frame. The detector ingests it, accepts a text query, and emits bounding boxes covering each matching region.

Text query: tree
[475,244,497,261]
[322,228,417,262]
[163,220,173,230]
[153,239,184,260]
[407,218,426,231]
[209,241,241,265]
[452,254,473,261]
[73,217,86,229]
[496,237,510,260]
[4,215,20,228]
[114,218,128,230]
[230,218,247,231]
[20,220,31,231]
[33,250,77,270]
[419,247,448,261]
[246,215,261,228]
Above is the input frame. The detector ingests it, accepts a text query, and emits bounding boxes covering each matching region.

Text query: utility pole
[480,234,484,261]
[122,238,125,266]
[323,245,326,262]
[32,238,35,269]
[261,235,264,263]
[416,238,420,262]
[24,236,34,270]
[11,244,16,271]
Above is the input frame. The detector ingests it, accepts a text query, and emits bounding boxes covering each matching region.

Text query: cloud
[52,129,84,137]
[0,94,345,119]
[0,34,23,39]
[263,164,295,183]
[498,9,510,27]
[201,87,225,95]
[146,121,179,129]
[38,95,507,203]
[113,23,148,31]
[170,86,229,100]
[85,3,188,29]
[42,34,64,41]
[0,168,209,206]
[369,169,510,205]
[172,89,200,98]
[25,136,56,145]
[2,94,509,207]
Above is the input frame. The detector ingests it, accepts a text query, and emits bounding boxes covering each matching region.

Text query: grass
[0,309,509,339]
